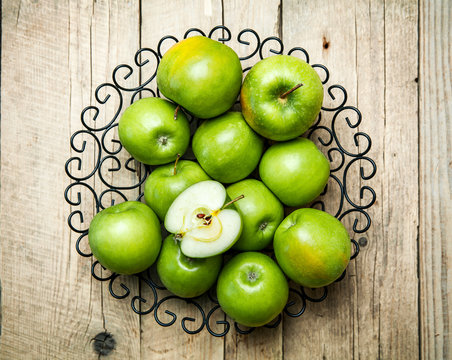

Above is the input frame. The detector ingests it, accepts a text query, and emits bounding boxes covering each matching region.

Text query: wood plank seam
[417,3,421,360]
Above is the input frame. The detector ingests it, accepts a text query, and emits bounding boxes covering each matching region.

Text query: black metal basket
[64,25,377,336]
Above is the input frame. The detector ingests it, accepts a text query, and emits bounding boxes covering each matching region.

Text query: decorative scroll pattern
[64,26,376,336]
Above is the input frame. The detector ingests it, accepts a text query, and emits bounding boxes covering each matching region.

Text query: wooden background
[1,0,450,359]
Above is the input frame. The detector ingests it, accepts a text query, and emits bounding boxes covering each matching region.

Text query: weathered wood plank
[379,1,419,358]
[353,0,386,358]
[419,0,451,359]
[67,0,105,358]
[222,1,284,359]
[0,0,98,358]
[139,2,225,358]
[85,0,142,358]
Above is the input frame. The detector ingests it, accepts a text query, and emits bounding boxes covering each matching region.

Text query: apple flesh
[88,201,162,275]
[192,112,264,183]
[157,235,222,298]
[164,180,242,258]
[274,208,351,288]
[157,36,242,119]
[226,179,284,251]
[118,97,190,165]
[217,252,289,327]
[259,137,330,207]
[144,159,210,221]
[241,55,324,141]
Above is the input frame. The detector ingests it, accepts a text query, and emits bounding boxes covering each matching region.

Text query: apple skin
[217,252,289,327]
[192,112,264,183]
[226,179,284,251]
[88,201,162,275]
[157,36,242,119]
[156,235,222,298]
[259,137,330,207]
[274,208,351,288]
[241,55,323,141]
[144,160,211,221]
[118,97,190,165]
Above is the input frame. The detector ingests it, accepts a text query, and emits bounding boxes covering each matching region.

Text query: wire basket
[64,25,377,336]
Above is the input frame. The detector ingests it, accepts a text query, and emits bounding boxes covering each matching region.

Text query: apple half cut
[164,180,243,258]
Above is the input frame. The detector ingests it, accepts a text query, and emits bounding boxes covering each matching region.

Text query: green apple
[241,55,324,141]
[274,208,351,288]
[144,158,211,221]
[259,137,330,207]
[164,180,243,258]
[88,201,162,275]
[226,179,284,251]
[217,252,289,327]
[118,97,190,165]
[192,112,264,183]
[157,36,242,119]
[156,235,222,298]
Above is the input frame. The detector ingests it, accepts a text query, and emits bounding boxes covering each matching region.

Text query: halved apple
[164,180,243,258]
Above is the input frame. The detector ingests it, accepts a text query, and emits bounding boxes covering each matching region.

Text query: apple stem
[280,83,303,98]
[222,195,245,209]
[174,105,181,120]
[173,153,181,175]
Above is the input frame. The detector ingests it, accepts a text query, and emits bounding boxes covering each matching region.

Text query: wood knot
[92,332,116,356]
[322,36,330,50]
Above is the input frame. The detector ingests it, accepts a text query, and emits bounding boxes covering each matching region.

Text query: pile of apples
[88,36,351,328]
